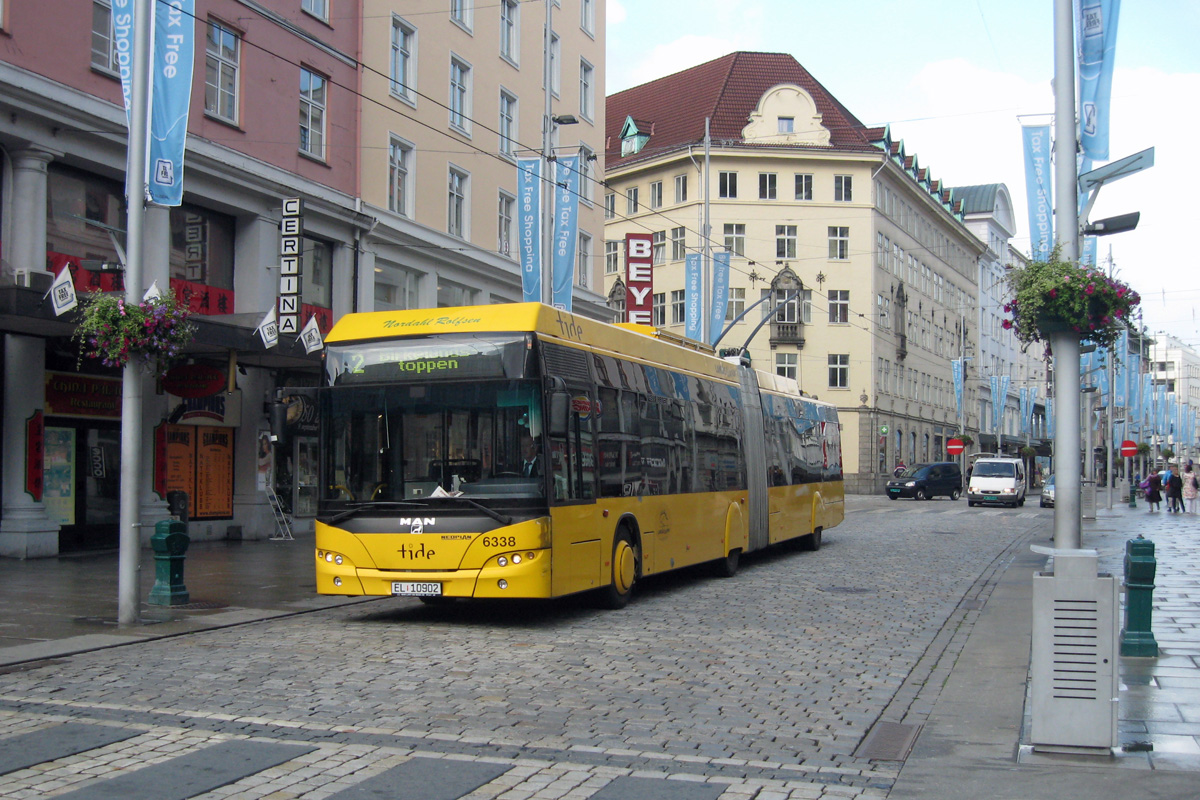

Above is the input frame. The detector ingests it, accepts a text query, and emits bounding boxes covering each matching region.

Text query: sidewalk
[891,494,1200,798]
[0,529,370,667]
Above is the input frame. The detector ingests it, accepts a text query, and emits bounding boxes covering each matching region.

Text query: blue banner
[685,253,702,341]
[148,0,195,206]
[1078,0,1121,161]
[708,251,731,347]
[1077,153,1099,267]
[1113,331,1127,408]
[1019,387,1029,435]
[1157,385,1167,436]
[952,359,964,420]
[517,158,542,303]
[990,375,1010,433]
[113,0,195,206]
[1028,387,1039,436]
[1022,125,1053,260]
[551,156,580,311]
[1143,374,1153,431]
[1047,396,1055,439]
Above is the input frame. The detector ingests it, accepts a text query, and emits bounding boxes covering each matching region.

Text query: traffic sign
[1120,440,1138,458]
[946,438,965,456]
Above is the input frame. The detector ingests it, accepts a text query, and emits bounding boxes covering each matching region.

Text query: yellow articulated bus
[302,303,843,608]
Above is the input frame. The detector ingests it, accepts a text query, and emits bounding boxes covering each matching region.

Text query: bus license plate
[392,581,442,597]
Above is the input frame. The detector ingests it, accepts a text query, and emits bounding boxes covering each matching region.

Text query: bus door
[737,368,769,551]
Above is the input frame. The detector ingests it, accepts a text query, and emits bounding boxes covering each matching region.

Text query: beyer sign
[624,233,654,325]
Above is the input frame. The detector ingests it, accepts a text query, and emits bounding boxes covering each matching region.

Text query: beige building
[603,53,986,493]
[358,0,608,315]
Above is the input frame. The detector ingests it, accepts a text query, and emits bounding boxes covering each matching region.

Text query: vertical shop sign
[195,427,234,518]
[278,197,304,334]
[25,411,44,501]
[624,233,654,325]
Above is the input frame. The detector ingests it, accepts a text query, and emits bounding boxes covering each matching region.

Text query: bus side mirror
[548,391,570,437]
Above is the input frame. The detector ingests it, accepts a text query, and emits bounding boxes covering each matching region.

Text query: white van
[967,458,1026,507]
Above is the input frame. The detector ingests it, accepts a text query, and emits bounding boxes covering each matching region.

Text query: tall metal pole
[701,118,711,344]
[541,0,554,307]
[118,0,153,625]
[1052,0,1081,550]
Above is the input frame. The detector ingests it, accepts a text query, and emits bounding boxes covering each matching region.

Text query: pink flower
[1085,283,1095,295]
[1002,319,1013,330]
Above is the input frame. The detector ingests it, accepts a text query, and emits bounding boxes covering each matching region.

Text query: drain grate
[854,721,922,760]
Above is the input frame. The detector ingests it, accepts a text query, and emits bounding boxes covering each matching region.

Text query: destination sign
[325,334,532,385]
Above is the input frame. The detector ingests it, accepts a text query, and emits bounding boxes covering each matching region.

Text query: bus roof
[326,302,832,406]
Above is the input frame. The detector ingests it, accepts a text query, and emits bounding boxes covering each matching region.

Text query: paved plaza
[0,495,1197,799]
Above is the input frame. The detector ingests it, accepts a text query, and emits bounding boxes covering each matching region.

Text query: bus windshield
[320,380,545,506]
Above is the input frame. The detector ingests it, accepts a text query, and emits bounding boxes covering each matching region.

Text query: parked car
[1040,474,1056,508]
[886,462,963,501]
[968,458,1026,507]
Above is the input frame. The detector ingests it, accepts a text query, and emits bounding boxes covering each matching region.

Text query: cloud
[607,0,626,26]
[610,34,755,93]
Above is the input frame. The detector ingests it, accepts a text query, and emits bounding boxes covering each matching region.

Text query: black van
[885,462,963,501]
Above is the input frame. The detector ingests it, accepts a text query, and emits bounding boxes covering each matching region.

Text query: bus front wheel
[596,528,638,609]
[801,527,823,551]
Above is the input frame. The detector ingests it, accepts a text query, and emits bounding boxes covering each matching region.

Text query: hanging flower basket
[73,290,196,375]
[1002,246,1139,348]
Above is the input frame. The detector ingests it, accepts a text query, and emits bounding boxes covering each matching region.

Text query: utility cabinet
[1030,549,1119,752]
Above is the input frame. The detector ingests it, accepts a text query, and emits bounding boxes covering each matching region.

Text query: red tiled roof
[605,52,877,165]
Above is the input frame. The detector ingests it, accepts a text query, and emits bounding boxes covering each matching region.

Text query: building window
[604,192,616,219]
[877,293,890,329]
[726,287,745,320]
[771,290,798,324]
[775,225,797,259]
[605,240,620,274]
[448,167,469,238]
[723,223,745,257]
[299,68,327,159]
[168,204,236,293]
[671,227,686,261]
[449,57,471,133]
[498,90,517,157]
[302,235,332,308]
[652,293,666,326]
[778,117,794,134]
[390,16,416,101]
[759,173,777,200]
[580,0,595,35]
[302,0,328,22]
[626,187,639,214]
[828,354,849,388]
[450,0,472,30]
[776,352,798,379]
[578,145,595,204]
[719,171,738,199]
[828,226,849,260]
[674,174,688,204]
[579,59,594,120]
[670,290,685,325]
[546,31,560,95]
[835,175,853,202]
[578,232,592,288]
[498,192,515,257]
[375,266,419,311]
[499,0,518,62]
[800,289,812,323]
[388,137,413,216]
[652,231,666,265]
[795,173,812,200]
[829,290,849,324]
[649,181,663,209]
[438,277,475,308]
[91,1,119,73]
[204,20,240,124]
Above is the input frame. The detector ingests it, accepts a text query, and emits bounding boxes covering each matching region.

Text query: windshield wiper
[456,496,513,526]
[325,500,423,525]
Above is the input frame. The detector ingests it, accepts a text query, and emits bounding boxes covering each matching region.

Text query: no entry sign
[946,438,965,456]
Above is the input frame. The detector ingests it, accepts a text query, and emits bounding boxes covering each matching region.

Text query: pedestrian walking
[1184,464,1200,514]
[1168,470,1184,513]
[1144,472,1162,512]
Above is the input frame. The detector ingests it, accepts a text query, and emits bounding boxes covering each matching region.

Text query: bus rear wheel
[800,528,822,551]
[596,528,638,609]
[711,547,741,578]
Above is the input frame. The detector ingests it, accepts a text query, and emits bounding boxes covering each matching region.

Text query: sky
[605,0,1200,344]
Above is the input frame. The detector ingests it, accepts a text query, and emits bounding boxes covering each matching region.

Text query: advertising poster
[43,427,76,526]
[195,427,234,518]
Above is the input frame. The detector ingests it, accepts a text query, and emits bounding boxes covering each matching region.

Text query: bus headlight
[497,556,508,567]
[498,579,508,590]
[511,554,522,564]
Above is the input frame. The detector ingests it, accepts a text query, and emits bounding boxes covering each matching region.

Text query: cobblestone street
[0,498,1096,798]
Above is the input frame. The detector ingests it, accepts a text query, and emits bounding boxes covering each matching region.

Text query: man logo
[410,520,423,534]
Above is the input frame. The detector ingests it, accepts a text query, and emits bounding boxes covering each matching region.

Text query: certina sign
[624,233,654,325]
